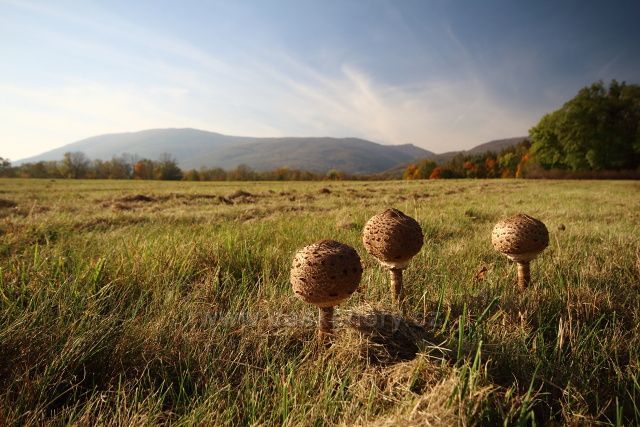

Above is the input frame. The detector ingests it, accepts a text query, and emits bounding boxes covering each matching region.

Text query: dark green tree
[529,80,640,171]
[0,157,12,177]
[154,153,183,180]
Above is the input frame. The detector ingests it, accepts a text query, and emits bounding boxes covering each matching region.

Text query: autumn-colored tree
[415,159,437,179]
[515,153,530,178]
[133,159,154,180]
[485,157,497,178]
[403,164,418,180]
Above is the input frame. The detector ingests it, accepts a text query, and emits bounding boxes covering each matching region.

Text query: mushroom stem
[318,306,334,336]
[517,261,531,289]
[389,268,403,303]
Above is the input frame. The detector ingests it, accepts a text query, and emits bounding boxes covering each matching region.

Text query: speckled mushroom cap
[362,208,424,269]
[291,240,363,308]
[491,214,549,262]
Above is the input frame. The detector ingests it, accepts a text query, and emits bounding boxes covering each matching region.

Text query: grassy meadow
[0,178,639,425]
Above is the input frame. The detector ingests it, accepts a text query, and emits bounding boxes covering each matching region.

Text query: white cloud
[0,83,210,160]
[0,0,540,161]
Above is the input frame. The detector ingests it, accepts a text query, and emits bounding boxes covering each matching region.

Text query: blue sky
[1,0,639,160]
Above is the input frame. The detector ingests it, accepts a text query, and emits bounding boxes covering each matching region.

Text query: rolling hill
[16,129,436,174]
[16,129,526,175]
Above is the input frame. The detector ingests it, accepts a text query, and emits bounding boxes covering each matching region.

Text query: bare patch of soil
[228,190,253,199]
[111,202,133,211]
[0,199,17,209]
[118,194,155,203]
[227,190,257,204]
[166,193,226,202]
[289,194,316,202]
[411,192,430,199]
[444,188,466,195]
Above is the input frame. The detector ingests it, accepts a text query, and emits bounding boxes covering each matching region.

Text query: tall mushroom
[362,208,424,304]
[491,213,549,289]
[290,240,363,340]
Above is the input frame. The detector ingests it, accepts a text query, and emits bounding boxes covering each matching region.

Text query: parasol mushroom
[491,213,549,289]
[290,239,363,340]
[362,208,424,305]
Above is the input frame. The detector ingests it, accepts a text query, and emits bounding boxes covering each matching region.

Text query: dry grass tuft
[340,304,443,365]
[361,374,495,427]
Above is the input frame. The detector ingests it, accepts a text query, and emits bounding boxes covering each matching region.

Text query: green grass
[0,178,639,425]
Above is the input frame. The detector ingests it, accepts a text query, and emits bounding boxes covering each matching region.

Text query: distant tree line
[0,152,361,181]
[2,80,638,181]
[403,140,533,180]
[0,152,183,180]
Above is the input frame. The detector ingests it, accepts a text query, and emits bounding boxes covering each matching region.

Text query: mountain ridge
[15,129,525,174]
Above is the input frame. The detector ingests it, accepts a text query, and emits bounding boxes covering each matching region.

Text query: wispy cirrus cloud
[1,0,587,161]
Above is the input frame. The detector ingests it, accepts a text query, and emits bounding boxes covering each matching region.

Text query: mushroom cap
[362,208,424,269]
[290,239,363,308]
[491,214,549,261]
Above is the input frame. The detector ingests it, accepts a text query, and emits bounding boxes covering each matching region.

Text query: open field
[0,178,639,425]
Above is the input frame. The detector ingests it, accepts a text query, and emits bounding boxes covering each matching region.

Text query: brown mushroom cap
[290,240,363,308]
[491,214,549,262]
[362,208,424,269]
